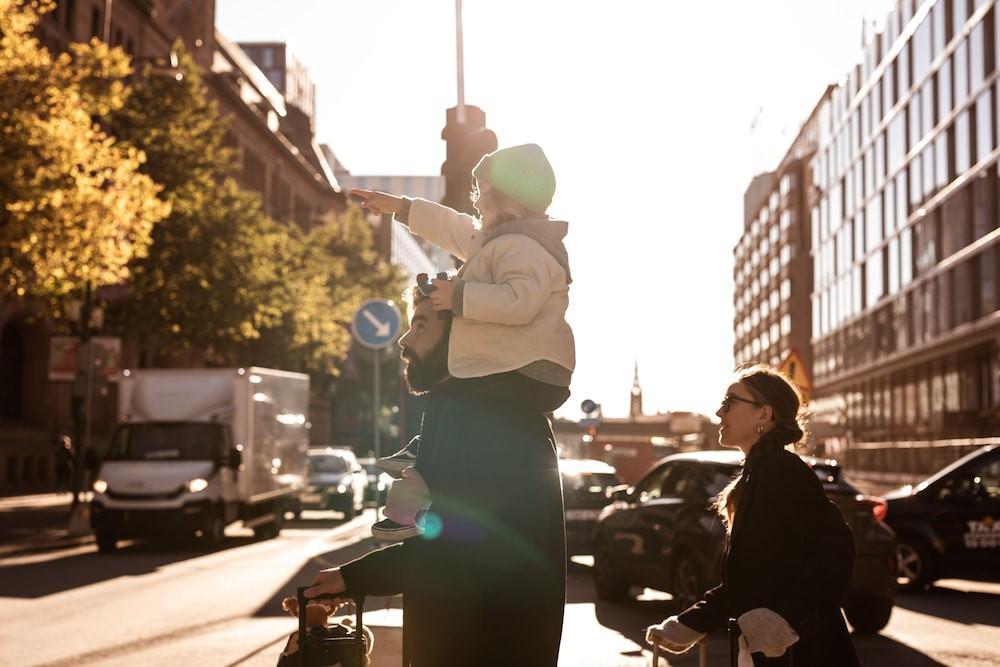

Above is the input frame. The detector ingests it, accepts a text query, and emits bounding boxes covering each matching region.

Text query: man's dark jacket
[678,435,859,666]
[341,374,567,666]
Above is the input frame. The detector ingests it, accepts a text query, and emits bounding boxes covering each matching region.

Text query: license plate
[565,509,601,521]
[300,493,321,503]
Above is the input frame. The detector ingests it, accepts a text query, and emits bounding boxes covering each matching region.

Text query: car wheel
[670,550,704,610]
[593,539,631,602]
[95,530,118,553]
[844,596,893,634]
[896,537,936,591]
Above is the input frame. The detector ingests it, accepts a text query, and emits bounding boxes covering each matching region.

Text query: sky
[216,0,896,420]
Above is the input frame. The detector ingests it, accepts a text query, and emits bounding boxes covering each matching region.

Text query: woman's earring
[756,423,764,434]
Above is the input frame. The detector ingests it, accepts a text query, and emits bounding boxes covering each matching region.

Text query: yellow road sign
[778,349,812,403]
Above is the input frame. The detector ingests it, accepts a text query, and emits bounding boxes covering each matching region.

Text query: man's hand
[304,567,347,601]
[645,616,705,654]
[429,278,455,312]
[351,189,404,216]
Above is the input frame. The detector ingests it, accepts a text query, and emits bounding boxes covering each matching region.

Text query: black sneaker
[372,518,423,541]
[376,436,420,478]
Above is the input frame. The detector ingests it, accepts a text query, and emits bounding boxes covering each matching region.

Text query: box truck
[90,367,309,551]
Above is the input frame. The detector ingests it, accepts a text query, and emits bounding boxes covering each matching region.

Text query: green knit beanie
[472,143,556,214]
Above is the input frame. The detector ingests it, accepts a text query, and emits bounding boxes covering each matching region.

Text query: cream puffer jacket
[405,198,575,380]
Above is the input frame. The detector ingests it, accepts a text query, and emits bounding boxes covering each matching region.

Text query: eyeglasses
[720,394,764,413]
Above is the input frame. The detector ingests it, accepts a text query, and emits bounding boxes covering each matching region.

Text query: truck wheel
[202,511,226,548]
[95,531,118,553]
[896,537,936,591]
[844,596,893,634]
[593,539,631,602]
[254,509,283,540]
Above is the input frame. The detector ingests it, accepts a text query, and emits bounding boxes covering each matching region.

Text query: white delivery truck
[90,367,309,551]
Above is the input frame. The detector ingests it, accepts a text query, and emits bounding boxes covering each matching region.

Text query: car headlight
[336,484,348,494]
[93,479,108,494]
[187,478,209,493]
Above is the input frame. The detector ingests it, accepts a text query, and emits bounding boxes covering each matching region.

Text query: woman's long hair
[714,365,807,532]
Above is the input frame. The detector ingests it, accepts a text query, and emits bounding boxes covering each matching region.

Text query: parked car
[300,448,367,519]
[592,450,897,633]
[884,444,1000,591]
[357,456,393,506]
[559,457,621,556]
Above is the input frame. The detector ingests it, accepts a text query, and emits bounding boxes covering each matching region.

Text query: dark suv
[592,450,898,633]
[884,444,1000,590]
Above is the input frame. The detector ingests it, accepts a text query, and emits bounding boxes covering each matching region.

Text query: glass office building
[808,0,1000,482]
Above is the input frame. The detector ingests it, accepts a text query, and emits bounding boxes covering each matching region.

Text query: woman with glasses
[646,365,859,666]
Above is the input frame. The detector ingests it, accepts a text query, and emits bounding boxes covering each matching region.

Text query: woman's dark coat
[340,374,566,667]
[678,435,860,666]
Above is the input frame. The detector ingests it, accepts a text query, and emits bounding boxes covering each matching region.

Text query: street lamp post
[68,282,102,510]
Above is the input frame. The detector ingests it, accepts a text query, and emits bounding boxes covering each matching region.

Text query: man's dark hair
[402,285,452,394]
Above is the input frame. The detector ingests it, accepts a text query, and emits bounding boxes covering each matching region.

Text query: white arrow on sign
[362,309,391,338]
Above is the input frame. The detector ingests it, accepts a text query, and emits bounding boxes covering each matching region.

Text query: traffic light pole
[373,347,381,466]
[455,0,465,124]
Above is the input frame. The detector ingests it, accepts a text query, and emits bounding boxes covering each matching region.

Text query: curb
[0,532,95,559]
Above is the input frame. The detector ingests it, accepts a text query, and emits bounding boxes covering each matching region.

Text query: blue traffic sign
[352,299,403,350]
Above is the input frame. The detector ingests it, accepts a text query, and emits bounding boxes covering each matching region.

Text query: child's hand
[429,278,455,312]
[351,189,403,216]
[383,467,431,525]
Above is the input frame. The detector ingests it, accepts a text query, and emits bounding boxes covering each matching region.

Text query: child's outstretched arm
[354,189,482,261]
[351,189,406,217]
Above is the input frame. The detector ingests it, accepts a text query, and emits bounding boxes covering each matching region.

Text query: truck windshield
[109,423,224,461]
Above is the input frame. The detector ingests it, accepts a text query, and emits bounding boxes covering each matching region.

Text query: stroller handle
[295,587,366,667]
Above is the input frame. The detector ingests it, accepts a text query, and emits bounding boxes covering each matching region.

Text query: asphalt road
[1,510,997,666]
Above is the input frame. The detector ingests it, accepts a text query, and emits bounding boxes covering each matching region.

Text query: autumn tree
[242,206,406,390]
[107,44,404,378]
[104,44,290,363]
[0,0,169,304]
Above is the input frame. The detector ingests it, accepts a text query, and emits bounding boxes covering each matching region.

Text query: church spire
[630,359,643,418]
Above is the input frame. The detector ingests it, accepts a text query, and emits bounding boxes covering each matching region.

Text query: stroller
[276,587,371,667]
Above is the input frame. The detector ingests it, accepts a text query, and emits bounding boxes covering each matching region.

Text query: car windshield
[309,455,348,474]
[562,471,619,493]
[108,423,224,461]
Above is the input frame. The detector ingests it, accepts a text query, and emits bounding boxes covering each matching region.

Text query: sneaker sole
[372,525,423,541]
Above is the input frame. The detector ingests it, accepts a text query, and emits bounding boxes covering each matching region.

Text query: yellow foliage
[0,0,169,299]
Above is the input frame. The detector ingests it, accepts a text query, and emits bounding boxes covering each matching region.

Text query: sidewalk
[0,490,94,558]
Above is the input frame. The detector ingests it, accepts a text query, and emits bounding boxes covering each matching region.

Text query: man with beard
[304,285,567,667]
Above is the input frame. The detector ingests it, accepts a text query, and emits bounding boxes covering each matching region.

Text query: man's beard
[402,338,449,394]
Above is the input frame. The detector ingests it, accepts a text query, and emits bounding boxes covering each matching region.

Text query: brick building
[0,0,343,488]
